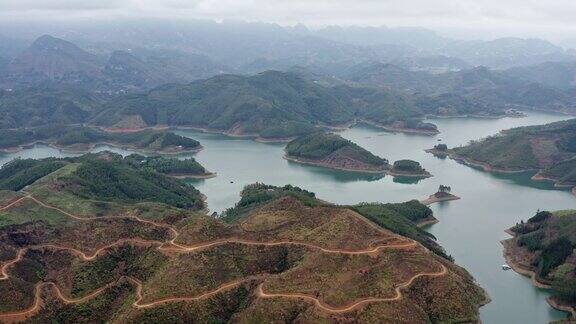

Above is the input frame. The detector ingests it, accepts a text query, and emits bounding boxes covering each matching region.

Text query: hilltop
[0,163,487,322]
[504,210,576,315]
[444,119,576,189]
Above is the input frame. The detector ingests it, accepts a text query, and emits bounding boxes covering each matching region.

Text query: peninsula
[427,119,576,191]
[503,209,576,317]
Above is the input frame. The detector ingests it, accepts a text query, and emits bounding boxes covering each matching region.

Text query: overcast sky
[1,0,575,41]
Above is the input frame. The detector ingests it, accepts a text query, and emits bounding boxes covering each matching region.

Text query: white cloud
[0,0,575,40]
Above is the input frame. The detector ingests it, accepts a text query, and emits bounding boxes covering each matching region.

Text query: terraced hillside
[0,161,486,323]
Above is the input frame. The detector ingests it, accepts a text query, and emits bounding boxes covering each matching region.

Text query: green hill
[450,119,576,181]
[93,71,353,139]
[0,152,206,209]
[0,87,102,129]
[285,132,389,172]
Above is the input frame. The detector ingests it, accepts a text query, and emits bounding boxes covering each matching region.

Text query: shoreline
[358,119,440,136]
[387,169,433,178]
[169,172,217,180]
[416,217,439,227]
[428,149,538,174]
[531,171,576,189]
[283,155,388,174]
[501,239,551,289]
[0,141,203,156]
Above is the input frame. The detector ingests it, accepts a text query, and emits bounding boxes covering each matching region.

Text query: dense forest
[0,153,207,209]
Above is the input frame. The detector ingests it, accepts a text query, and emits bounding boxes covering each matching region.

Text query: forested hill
[450,118,576,186]
[92,71,440,139]
[0,152,206,209]
[92,71,353,138]
[285,132,389,172]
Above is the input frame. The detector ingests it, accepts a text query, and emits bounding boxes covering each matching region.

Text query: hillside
[284,132,389,173]
[0,181,487,323]
[0,125,202,154]
[0,35,229,92]
[0,153,206,209]
[345,63,576,115]
[93,71,353,139]
[0,87,103,129]
[504,210,576,314]
[448,119,576,187]
[3,35,102,88]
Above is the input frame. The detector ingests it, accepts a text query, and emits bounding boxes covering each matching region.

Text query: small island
[284,132,389,173]
[503,210,576,317]
[285,132,433,177]
[425,143,449,158]
[388,159,432,178]
[421,185,461,205]
[0,126,202,155]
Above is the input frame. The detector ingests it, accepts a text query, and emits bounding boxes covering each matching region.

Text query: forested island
[284,132,432,177]
[388,159,432,178]
[0,125,202,154]
[284,132,389,173]
[503,210,576,316]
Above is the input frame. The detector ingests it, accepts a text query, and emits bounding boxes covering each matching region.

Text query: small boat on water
[502,264,512,270]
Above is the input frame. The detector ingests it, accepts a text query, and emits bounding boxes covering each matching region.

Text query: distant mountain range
[1,35,230,93]
[0,31,575,137]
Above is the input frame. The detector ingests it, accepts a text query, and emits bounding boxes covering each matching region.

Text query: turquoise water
[1,112,574,323]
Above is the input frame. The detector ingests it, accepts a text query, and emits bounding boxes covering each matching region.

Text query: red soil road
[0,193,448,319]
[0,195,28,211]
[257,263,448,313]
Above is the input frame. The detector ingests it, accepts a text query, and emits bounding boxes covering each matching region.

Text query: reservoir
[1,111,574,323]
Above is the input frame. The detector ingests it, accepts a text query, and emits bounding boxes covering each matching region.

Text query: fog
[1,0,576,42]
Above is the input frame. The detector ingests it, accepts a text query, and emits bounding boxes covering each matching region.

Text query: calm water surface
[1,112,574,323]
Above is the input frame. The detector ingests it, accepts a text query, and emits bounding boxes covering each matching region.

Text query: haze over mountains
[1,19,576,139]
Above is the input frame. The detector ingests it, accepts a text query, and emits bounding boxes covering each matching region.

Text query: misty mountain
[346,63,576,113]
[4,35,102,87]
[440,38,575,69]
[0,87,103,129]
[507,61,576,90]
[1,35,229,92]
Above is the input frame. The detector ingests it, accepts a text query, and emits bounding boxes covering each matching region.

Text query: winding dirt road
[0,193,449,322]
[257,264,448,313]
